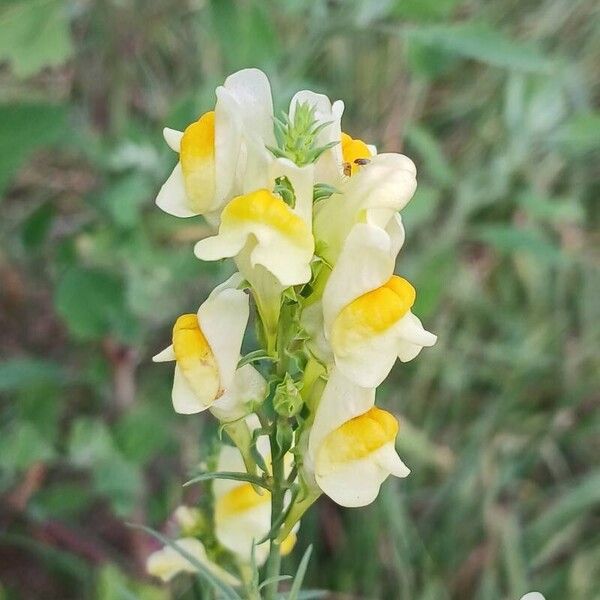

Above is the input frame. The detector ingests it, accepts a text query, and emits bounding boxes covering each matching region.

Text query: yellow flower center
[172,313,220,401]
[180,111,216,212]
[341,132,372,176]
[222,189,311,246]
[331,276,416,351]
[215,483,271,520]
[319,407,399,464]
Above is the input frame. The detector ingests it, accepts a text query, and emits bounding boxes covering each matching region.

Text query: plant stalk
[263,432,286,600]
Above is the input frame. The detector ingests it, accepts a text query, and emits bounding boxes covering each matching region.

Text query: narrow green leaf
[312,183,340,203]
[278,592,328,600]
[472,225,566,266]
[184,471,271,491]
[406,23,553,72]
[237,350,275,368]
[258,576,293,591]
[287,545,313,600]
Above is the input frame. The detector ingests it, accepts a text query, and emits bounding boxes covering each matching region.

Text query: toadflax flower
[149,67,440,593]
[146,537,238,585]
[152,274,252,414]
[307,369,410,507]
[194,188,315,287]
[314,152,417,264]
[213,443,297,565]
[322,223,437,388]
[156,68,275,218]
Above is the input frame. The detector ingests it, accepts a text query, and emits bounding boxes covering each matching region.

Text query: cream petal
[314,152,417,259]
[395,311,437,362]
[195,190,314,287]
[214,86,243,205]
[375,442,411,478]
[322,223,397,333]
[215,501,271,564]
[357,153,417,213]
[308,369,375,465]
[240,143,272,194]
[153,344,176,362]
[332,311,436,387]
[222,68,275,147]
[210,364,266,423]
[146,537,239,585]
[315,442,407,508]
[248,227,313,286]
[194,232,247,262]
[220,69,274,197]
[332,326,401,388]
[213,445,247,498]
[387,212,406,257]
[198,277,249,390]
[156,164,197,218]
[213,441,272,564]
[172,364,214,414]
[163,127,183,152]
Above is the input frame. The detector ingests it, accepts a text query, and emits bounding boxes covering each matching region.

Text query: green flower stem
[277,488,321,544]
[239,563,261,600]
[263,430,286,600]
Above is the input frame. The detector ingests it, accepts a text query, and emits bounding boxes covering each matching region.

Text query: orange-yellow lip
[222,188,311,244]
[341,132,372,175]
[179,111,216,211]
[318,406,399,464]
[331,276,416,350]
[215,483,271,520]
[172,313,220,401]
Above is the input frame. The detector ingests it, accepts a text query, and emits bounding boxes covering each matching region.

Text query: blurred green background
[1,0,598,598]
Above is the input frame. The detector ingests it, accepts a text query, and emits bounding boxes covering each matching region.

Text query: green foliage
[0,422,56,475]
[68,418,143,517]
[0,0,73,78]
[54,267,137,341]
[405,23,554,72]
[0,0,597,598]
[0,103,67,195]
[0,358,64,392]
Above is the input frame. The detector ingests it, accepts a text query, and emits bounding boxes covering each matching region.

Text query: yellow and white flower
[209,363,267,423]
[322,223,436,388]
[213,443,297,565]
[152,274,250,414]
[307,368,410,507]
[314,152,417,263]
[156,68,275,218]
[146,537,238,585]
[194,188,314,287]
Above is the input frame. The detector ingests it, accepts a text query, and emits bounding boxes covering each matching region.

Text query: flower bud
[273,373,303,418]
